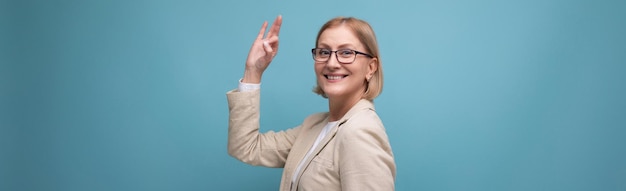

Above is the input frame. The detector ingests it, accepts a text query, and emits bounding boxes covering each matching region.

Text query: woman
[226,15,395,191]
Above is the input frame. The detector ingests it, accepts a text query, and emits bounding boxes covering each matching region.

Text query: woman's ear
[367,58,378,79]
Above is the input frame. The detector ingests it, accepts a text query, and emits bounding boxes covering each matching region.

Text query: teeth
[327,75,343,80]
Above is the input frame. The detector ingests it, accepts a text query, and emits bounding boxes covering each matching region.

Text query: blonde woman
[227,15,395,191]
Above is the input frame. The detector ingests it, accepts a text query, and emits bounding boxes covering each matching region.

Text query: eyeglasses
[311,48,373,64]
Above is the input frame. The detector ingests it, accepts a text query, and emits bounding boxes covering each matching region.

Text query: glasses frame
[311,48,374,64]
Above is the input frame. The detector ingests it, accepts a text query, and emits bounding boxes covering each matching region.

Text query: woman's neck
[327,94,362,122]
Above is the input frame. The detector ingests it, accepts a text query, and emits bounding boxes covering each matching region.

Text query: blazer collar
[335,99,375,126]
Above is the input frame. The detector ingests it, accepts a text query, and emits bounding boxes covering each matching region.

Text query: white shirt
[237,79,261,92]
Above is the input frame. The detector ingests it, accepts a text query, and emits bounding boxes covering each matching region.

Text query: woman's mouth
[325,75,347,80]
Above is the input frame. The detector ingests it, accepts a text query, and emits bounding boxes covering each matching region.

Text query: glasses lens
[337,50,355,63]
[313,49,331,61]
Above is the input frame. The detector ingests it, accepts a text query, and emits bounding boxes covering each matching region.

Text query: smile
[325,75,347,80]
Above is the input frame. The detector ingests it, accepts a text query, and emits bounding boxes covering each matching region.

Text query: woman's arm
[227,15,288,167]
[227,89,300,167]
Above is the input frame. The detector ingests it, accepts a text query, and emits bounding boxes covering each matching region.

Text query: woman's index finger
[257,21,268,40]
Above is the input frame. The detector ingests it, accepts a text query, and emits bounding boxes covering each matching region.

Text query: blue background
[3,0,625,190]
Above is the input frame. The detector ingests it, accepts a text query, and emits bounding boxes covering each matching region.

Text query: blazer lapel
[290,119,328,166]
[291,120,341,191]
[282,115,328,191]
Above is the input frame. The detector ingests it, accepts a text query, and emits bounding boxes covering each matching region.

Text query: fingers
[251,15,281,61]
[264,36,279,44]
[268,15,283,37]
[260,15,281,57]
[256,21,268,40]
[256,15,280,40]
[256,15,282,41]
[262,40,273,53]
[263,35,279,53]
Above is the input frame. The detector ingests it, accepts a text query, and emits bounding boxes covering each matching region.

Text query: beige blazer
[227,89,395,191]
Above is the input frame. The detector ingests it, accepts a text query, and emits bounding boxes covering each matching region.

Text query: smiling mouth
[325,75,347,80]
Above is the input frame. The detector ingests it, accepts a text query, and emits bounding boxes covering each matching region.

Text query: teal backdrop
[3,0,625,190]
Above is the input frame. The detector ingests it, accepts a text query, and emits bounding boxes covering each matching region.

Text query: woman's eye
[338,50,354,57]
[319,50,331,56]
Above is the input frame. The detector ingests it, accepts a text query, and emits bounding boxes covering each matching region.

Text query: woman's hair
[313,17,384,101]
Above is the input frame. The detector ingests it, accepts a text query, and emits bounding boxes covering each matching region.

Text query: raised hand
[243,15,282,84]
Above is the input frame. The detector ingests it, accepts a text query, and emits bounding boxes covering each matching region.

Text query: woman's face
[315,25,377,101]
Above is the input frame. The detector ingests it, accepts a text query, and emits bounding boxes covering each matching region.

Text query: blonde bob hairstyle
[313,17,383,101]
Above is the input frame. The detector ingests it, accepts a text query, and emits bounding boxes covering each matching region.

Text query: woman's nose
[325,53,342,68]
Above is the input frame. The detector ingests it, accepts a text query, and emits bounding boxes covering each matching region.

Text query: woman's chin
[321,87,341,96]
[322,88,350,99]
[322,85,367,100]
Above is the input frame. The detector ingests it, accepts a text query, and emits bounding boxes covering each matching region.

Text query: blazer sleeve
[226,89,300,168]
[337,109,396,191]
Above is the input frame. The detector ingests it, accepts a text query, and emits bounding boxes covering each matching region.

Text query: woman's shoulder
[301,112,329,126]
[338,109,385,134]
[335,109,390,147]
[350,107,382,124]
